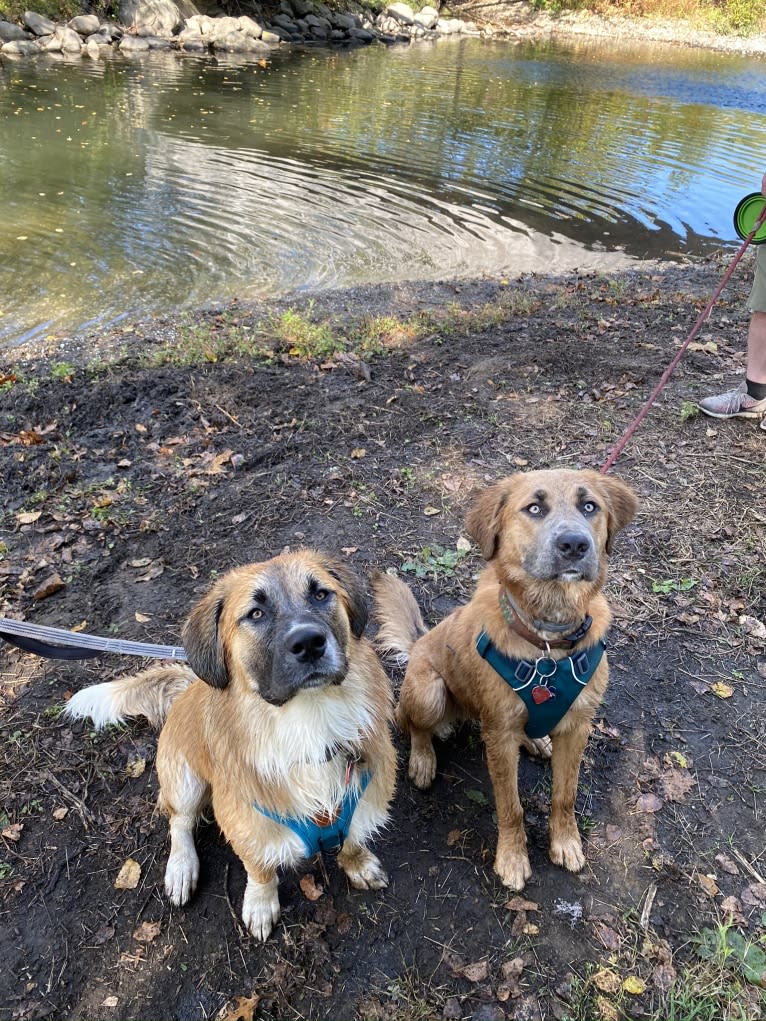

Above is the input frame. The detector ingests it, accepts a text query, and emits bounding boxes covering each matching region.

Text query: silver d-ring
[535,657,557,679]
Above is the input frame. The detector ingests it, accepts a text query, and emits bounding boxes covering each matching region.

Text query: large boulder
[386,2,414,24]
[23,10,55,35]
[68,14,100,34]
[2,38,40,53]
[118,0,183,36]
[0,19,30,40]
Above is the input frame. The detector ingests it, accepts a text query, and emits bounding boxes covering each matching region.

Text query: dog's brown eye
[314,588,330,602]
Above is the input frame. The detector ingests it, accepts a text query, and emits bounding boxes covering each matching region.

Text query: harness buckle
[571,650,590,677]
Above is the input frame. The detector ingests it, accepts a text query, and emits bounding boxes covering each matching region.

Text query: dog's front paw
[494,847,532,890]
[549,832,585,873]
[339,847,389,890]
[242,876,280,941]
[408,747,437,789]
[165,849,200,906]
[522,734,552,759]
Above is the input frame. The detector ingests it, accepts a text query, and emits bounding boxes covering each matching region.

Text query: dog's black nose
[287,626,327,663]
[556,531,591,561]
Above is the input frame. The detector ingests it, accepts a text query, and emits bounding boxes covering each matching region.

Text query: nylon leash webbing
[0,616,187,661]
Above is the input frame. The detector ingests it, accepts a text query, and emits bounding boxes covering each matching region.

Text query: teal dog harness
[253,762,372,857]
[475,630,607,739]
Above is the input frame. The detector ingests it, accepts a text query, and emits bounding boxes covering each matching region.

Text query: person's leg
[699,246,766,418]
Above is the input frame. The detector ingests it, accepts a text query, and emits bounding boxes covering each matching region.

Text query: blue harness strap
[254,769,372,857]
[475,630,607,739]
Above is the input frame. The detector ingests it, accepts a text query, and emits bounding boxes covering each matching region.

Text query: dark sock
[746,379,766,401]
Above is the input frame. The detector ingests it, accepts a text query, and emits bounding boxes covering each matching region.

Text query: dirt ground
[1,257,765,1021]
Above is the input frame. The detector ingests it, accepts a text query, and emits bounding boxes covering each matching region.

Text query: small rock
[33,572,66,600]
[442,999,462,1021]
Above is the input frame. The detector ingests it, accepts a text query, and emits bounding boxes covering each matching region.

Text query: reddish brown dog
[374,468,637,890]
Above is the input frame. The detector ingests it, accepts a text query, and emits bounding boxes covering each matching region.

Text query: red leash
[600,204,766,475]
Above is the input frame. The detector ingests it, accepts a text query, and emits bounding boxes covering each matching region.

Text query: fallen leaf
[125,758,146,778]
[446,829,463,847]
[52,807,68,821]
[461,960,489,983]
[134,612,151,623]
[423,506,440,516]
[2,822,23,842]
[593,969,621,994]
[741,883,766,907]
[299,873,324,901]
[341,547,358,555]
[351,448,366,459]
[505,896,539,912]
[651,962,676,992]
[129,558,152,569]
[710,681,734,699]
[595,995,619,1021]
[16,510,42,525]
[456,536,471,553]
[661,768,695,803]
[32,573,66,600]
[720,896,746,925]
[592,922,621,951]
[623,976,646,995]
[101,996,118,1008]
[114,858,141,890]
[697,873,719,897]
[635,793,663,814]
[714,852,740,875]
[132,920,161,943]
[218,994,261,1021]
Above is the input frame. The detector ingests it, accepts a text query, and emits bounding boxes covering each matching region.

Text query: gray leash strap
[0,616,187,661]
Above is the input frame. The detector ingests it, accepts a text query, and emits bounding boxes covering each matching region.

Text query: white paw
[242,877,280,942]
[164,849,199,906]
[494,848,532,890]
[342,850,389,890]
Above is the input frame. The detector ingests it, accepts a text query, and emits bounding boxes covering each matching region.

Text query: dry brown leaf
[660,768,695,803]
[595,995,619,1021]
[350,447,366,459]
[446,829,463,847]
[129,557,152,569]
[101,996,119,1008]
[218,994,261,1021]
[714,852,740,875]
[132,920,161,943]
[593,969,621,994]
[635,793,663,814]
[696,873,719,897]
[134,612,151,623]
[52,807,68,821]
[720,896,746,925]
[125,758,146,778]
[299,873,324,901]
[2,822,23,842]
[114,858,141,890]
[592,922,621,951]
[651,962,676,992]
[423,506,440,516]
[505,896,539,912]
[32,573,66,600]
[460,960,489,983]
[742,883,766,906]
[16,511,42,525]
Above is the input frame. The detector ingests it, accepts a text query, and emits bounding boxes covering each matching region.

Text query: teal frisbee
[733,192,766,244]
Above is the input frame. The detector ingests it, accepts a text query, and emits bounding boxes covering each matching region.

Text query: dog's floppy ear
[592,473,638,554]
[465,478,513,561]
[182,587,229,689]
[324,557,370,638]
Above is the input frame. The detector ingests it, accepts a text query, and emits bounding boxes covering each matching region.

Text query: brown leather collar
[499,591,592,650]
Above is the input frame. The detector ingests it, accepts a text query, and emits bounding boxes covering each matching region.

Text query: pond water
[1,36,765,346]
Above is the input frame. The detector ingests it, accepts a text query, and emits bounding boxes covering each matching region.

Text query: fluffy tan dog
[66,551,397,940]
[374,469,637,891]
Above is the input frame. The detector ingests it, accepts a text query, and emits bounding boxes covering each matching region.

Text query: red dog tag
[531,685,556,704]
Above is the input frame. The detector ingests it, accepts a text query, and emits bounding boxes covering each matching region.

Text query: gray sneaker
[698,382,766,419]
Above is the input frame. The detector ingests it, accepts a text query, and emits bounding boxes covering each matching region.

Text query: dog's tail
[64,664,198,730]
[372,572,428,665]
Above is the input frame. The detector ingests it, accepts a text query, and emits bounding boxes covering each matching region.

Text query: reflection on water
[1,37,765,346]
